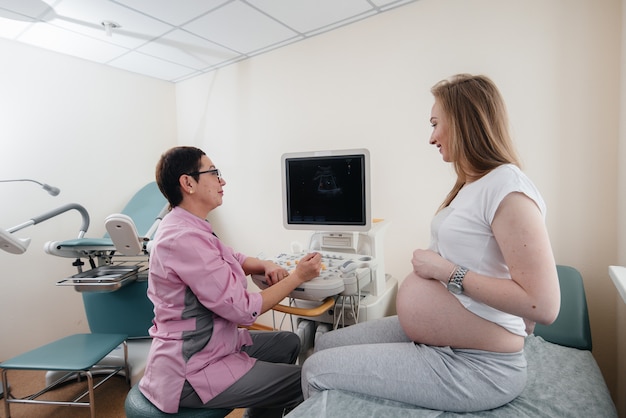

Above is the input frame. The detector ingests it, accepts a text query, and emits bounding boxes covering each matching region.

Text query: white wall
[0,39,177,359]
[0,0,622,411]
[176,0,622,405]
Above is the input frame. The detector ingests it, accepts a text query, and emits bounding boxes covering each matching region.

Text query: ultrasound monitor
[282,149,371,232]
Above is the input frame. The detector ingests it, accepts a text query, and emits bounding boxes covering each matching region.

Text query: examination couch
[287,265,617,417]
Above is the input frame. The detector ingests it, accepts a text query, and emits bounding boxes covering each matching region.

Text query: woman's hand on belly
[396,272,524,352]
[411,249,455,283]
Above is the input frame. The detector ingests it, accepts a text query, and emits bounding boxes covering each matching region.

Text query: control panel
[251,251,376,301]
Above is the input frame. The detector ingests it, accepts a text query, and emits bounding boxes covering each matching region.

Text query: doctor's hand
[258,252,323,314]
[411,249,455,283]
[293,252,322,283]
[263,261,291,286]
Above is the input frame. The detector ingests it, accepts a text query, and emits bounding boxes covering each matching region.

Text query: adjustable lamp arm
[0,179,60,196]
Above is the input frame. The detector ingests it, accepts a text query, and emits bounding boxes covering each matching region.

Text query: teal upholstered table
[1,333,128,418]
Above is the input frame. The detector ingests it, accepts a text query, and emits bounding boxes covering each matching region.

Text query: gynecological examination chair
[0,182,167,418]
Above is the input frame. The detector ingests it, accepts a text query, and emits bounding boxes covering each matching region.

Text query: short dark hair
[155,146,205,208]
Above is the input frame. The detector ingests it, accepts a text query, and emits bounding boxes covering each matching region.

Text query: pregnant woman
[301,74,560,412]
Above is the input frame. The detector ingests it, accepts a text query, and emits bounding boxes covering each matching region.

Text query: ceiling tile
[305,10,378,37]
[111,0,230,26]
[0,0,418,82]
[248,35,303,57]
[18,22,131,63]
[372,0,418,10]
[0,10,36,38]
[137,29,240,70]
[0,0,54,19]
[41,0,174,49]
[248,0,373,34]
[108,50,199,81]
[182,1,298,54]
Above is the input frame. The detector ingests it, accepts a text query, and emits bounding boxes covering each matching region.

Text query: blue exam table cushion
[287,336,616,417]
[56,238,114,248]
[0,333,127,371]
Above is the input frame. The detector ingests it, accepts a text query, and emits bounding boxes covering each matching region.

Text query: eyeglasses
[188,168,222,180]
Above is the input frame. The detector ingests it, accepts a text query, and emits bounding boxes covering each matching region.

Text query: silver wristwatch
[447,266,468,295]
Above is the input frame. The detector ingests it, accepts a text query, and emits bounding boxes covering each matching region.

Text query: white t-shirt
[429,164,546,336]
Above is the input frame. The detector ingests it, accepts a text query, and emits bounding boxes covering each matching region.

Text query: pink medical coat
[139,207,263,413]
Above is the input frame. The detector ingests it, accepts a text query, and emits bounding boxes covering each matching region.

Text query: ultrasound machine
[251,149,398,359]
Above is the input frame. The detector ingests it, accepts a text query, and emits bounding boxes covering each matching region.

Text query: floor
[0,370,244,418]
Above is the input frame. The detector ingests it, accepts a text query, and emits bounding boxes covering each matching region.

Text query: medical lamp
[0,179,60,196]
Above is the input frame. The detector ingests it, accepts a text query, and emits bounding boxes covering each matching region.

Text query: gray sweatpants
[301,316,527,412]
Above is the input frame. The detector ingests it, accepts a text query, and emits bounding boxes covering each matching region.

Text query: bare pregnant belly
[396,276,449,343]
[396,273,524,352]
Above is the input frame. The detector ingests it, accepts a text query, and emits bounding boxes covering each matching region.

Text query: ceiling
[0,0,417,83]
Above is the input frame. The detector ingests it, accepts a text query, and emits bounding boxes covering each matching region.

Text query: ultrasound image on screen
[285,154,366,227]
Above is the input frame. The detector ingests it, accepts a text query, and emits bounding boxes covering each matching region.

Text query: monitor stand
[309,219,390,296]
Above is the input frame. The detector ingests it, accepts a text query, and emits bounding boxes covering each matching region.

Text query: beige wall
[617,0,626,415]
[176,0,622,408]
[0,0,623,413]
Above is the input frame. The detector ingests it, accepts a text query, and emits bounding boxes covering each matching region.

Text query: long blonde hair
[431,74,521,209]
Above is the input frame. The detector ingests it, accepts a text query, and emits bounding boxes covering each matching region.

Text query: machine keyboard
[251,251,375,300]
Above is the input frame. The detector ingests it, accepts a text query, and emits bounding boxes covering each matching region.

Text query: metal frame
[1,341,129,418]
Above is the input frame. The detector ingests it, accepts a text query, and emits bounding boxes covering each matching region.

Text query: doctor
[139,146,322,417]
